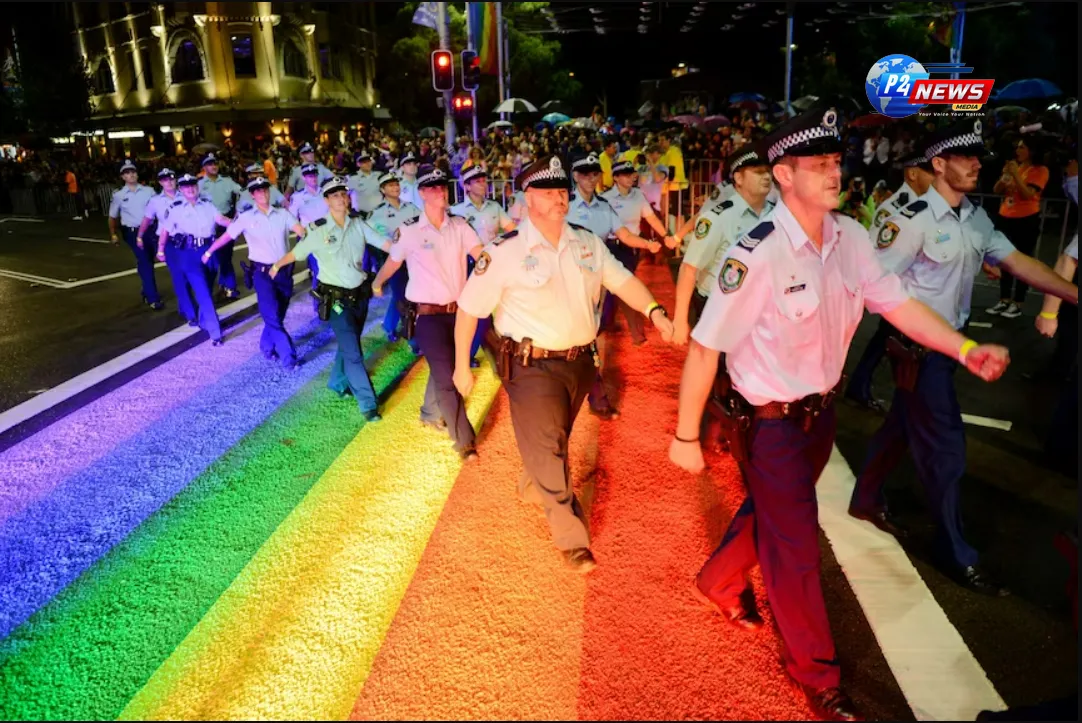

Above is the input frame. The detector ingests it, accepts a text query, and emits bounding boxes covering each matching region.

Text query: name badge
[935,232,951,244]
[785,283,806,295]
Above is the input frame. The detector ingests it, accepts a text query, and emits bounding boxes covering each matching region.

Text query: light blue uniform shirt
[109,184,156,228]
[870,181,919,233]
[226,206,299,264]
[683,193,775,298]
[288,188,329,227]
[287,162,334,192]
[291,213,388,289]
[567,191,621,240]
[366,199,421,239]
[197,175,242,216]
[143,190,181,227]
[398,176,422,209]
[450,196,511,244]
[875,186,1016,329]
[348,171,382,214]
[237,185,285,214]
[601,185,652,234]
[162,198,221,239]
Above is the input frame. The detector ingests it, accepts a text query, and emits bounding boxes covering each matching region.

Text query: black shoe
[222,289,240,300]
[952,565,1011,597]
[848,507,908,539]
[589,405,620,421]
[211,338,224,347]
[459,446,479,462]
[187,319,198,327]
[149,300,165,311]
[798,684,863,722]
[363,409,382,423]
[562,548,597,573]
[691,583,763,632]
[420,417,447,431]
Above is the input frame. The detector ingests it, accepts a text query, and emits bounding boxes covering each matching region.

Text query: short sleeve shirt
[389,213,481,304]
[288,163,333,192]
[683,193,775,298]
[163,198,220,238]
[601,185,653,234]
[288,188,329,227]
[197,175,242,216]
[291,214,382,289]
[367,200,421,239]
[348,171,383,214]
[143,191,181,227]
[226,206,298,264]
[237,186,285,215]
[870,182,918,234]
[109,184,156,227]
[567,192,622,241]
[450,197,511,245]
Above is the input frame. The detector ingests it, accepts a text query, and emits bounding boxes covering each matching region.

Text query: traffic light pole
[437,2,457,153]
[465,3,480,141]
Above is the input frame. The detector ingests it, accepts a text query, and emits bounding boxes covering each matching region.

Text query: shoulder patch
[474,250,492,276]
[874,208,891,227]
[877,221,900,249]
[900,200,927,218]
[492,229,518,246]
[313,217,327,227]
[709,187,721,201]
[719,257,749,294]
[374,201,388,210]
[694,217,713,239]
[403,216,420,226]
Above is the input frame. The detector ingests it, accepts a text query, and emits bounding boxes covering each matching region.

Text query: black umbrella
[541,100,571,115]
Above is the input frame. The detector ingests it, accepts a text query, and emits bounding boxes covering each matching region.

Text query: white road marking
[69,236,112,244]
[0,268,310,438]
[0,269,69,288]
[0,217,44,223]
[967,321,993,328]
[818,446,1006,721]
[961,414,1013,431]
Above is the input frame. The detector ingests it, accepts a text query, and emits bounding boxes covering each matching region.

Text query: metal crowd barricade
[4,181,115,217]
[968,192,1074,262]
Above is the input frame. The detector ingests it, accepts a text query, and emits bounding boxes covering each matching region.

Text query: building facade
[72,1,377,155]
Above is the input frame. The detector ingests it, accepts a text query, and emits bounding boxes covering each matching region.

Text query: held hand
[672,318,691,346]
[136,238,144,249]
[652,312,674,342]
[964,343,1010,382]
[201,251,212,266]
[453,365,474,399]
[663,234,681,250]
[156,249,166,262]
[981,262,1001,281]
[1036,315,1059,338]
[372,284,383,298]
[669,437,705,474]
[647,241,662,255]
[268,265,279,279]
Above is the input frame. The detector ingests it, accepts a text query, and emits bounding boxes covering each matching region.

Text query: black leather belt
[753,378,844,421]
[415,302,458,316]
[316,281,370,302]
[511,338,596,362]
[168,234,215,249]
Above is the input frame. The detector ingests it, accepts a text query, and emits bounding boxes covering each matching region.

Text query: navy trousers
[207,224,238,293]
[253,263,296,366]
[851,351,977,568]
[164,245,197,323]
[697,405,840,689]
[175,246,221,341]
[308,255,320,311]
[413,313,476,452]
[845,317,890,402]
[382,266,408,336]
[327,293,379,414]
[122,227,160,304]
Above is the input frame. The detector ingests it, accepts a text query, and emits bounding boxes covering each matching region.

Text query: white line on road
[0,267,310,438]
[967,321,994,329]
[817,446,1006,721]
[69,236,112,244]
[0,269,69,288]
[961,414,1013,431]
[0,217,44,224]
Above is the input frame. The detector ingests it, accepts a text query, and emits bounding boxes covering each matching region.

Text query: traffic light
[461,49,480,91]
[452,93,474,121]
[431,50,454,92]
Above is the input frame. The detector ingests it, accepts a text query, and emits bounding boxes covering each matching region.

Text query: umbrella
[729,91,767,104]
[704,114,731,130]
[637,100,656,117]
[791,94,819,111]
[541,100,570,114]
[493,97,537,114]
[486,120,513,130]
[568,116,598,130]
[191,142,220,155]
[993,78,1063,101]
[542,112,571,125]
[849,113,895,128]
[730,99,768,112]
[418,126,442,138]
[671,114,705,129]
[992,105,1029,116]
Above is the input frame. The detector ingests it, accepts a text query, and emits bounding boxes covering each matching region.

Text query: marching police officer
[237,163,285,214]
[669,109,1012,721]
[348,150,382,216]
[849,119,1078,595]
[397,151,422,208]
[367,172,422,342]
[508,188,527,224]
[269,177,390,421]
[155,174,232,346]
[569,152,662,419]
[371,166,485,459]
[289,163,331,304]
[197,152,243,299]
[453,155,675,572]
[285,141,333,200]
[138,168,192,323]
[202,177,307,368]
[108,160,162,310]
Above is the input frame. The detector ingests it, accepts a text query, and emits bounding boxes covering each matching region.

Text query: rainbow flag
[469,2,500,75]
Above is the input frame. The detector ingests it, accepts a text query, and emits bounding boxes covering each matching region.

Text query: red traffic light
[437,54,450,68]
[452,93,474,118]
[461,49,480,91]
[431,50,454,92]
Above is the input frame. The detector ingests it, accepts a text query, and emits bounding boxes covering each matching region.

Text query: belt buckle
[781,402,790,417]
[566,346,580,361]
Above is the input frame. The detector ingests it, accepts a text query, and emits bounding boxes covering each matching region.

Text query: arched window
[283,39,308,78]
[93,58,115,94]
[171,39,204,83]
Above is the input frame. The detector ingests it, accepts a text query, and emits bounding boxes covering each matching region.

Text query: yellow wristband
[644,301,662,318]
[958,339,978,364]
[1039,311,1058,320]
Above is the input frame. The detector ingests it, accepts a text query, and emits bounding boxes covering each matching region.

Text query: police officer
[367,172,422,342]
[285,142,333,200]
[138,168,192,323]
[673,147,773,338]
[108,160,162,310]
[844,149,936,410]
[155,174,232,346]
[289,163,331,304]
[397,151,422,208]
[269,177,389,421]
[507,188,527,224]
[236,163,285,213]
[453,155,675,572]
[569,152,661,419]
[197,152,243,299]
[371,166,484,459]
[669,109,1012,722]
[451,165,516,243]
[849,119,1078,595]
[348,150,382,216]
[202,177,307,368]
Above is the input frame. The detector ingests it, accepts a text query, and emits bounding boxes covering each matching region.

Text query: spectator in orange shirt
[263,155,278,185]
[990,135,1049,319]
[65,167,86,220]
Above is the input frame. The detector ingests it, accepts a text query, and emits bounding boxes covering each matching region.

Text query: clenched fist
[669,437,705,474]
[963,343,1010,382]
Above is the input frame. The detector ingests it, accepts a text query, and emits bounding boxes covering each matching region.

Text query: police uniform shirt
[508,190,527,220]
[197,175,243,216]
[389,213,482,305]
[288,162,333,192]
[457,218,635,351]
[875,185,1016,329]
[348,170,382,214]
[291,214,384,289]
[163,198,221,238]
[367,199,422,238]
[870,181,918,233]
[109,184,156,228]
[398,176,422,209]
[237,185,285,215]
[693,200,909,406]
[601,185,652,234]
[450,197,511,244]
[225,206,299,264]
[143,191,181,227]
[567,192,621,240]
[684,193,775,298]
[288,188,329,227]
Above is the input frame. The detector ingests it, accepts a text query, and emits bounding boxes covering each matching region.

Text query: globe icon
[865,54,929,119]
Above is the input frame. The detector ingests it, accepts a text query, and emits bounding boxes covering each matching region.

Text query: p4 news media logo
[866,55,994,118]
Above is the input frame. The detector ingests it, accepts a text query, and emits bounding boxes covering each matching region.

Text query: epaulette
[374,201,388,210]
[894,192,910,208]
[348,210,361,218]
[493,229,518,246]
[900,199,927,218]
[714,199,734,213]
[595,194,611,204]
[568,222,590,232]
[403,216,420,226]
[736,220,774,253]
[569,194,576,202]
[312,217,327,227]
[170,199,184,207]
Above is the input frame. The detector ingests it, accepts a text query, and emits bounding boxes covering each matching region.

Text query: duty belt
[753,377,845,424]
[510,338,597,363]
[316,281,369,302]
[415,301,458,316]
[168,233,214,250]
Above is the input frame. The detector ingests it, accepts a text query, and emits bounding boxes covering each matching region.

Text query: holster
[239,260,254,290]
[401,302,418,340]
[886,335,925,393]
[483,325,515,381]
[311,287,332,321]
[706,365,751,463]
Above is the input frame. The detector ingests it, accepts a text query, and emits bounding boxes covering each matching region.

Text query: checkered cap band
[246,178,271,192]
[461,166,488,184]
[400,152,418,164]
[923,132,983,161]
[245,163,263,174]
[612,160,635,174]
[417,168,448,187]
[120,161,137,172]
[299,143,314,153]
[729,150,762,176]
[520,156,569,189]
[767,126,840,163]
[201,153,217,166]
[301,163,319,175]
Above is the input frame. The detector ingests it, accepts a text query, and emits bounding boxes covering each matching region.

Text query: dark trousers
[996,214,1041,303]
[845,317,890,402]
[174,246,221,341]
[164,245,197,323]
[600,240,644,342]
[253,263,296,366]
[506,355,596,550]
[851,352,977,568]
[121,227,160,303]
[413,313,476,452]
[207,224,238,293]
[697,405,840,689]
[382,265,408,336]
[327,293,379,414]
[1045,365,1078,477]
